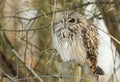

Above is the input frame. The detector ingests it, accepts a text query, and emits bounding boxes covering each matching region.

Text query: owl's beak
[62,17,68,28]
[64,22,70,29]
[64,19,67,28]
[64,23,67,28]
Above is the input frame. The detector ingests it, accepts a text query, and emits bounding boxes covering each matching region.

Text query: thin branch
[1,1,119,21]
[97,27,120,45]
[0,16,30,20]
[0,31,44,82]
[51,0,57,41]
[10,74,98,81]
[0,23,51,32]
[12,49,44,82]
[51,0,56,31]
[71,1,120,10]
[0,68,16,82]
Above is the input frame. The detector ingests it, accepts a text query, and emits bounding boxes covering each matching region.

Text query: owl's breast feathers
[53,24,87,66]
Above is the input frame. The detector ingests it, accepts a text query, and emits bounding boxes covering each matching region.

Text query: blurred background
[0,0,120,82]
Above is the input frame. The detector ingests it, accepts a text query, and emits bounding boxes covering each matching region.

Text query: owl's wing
[83,22,104,78]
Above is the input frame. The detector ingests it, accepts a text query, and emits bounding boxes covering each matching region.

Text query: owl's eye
[68,18,77,24]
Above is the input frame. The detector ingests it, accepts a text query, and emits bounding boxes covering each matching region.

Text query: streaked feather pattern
[53,11,104,79]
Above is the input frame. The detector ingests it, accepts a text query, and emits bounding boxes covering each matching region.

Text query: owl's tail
[95,66,105,80]
[87,54,104,80]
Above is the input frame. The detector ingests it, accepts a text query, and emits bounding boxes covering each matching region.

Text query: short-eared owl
[53,11,104,79]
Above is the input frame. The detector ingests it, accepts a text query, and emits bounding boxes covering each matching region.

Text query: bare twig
[12,49,44,82]
[51,0,57,40]
[51,0,56,30]
[10,74,98,81]
[0,24,51,32]
[1,1,119,20]
[97,27,120,45]
[0,31,44,82]
[0,68,16,82]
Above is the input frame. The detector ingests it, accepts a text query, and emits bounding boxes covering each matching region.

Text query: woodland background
[0,0,120,82]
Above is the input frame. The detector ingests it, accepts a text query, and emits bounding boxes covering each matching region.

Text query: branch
[12,49,44,82]
[0,68,16,82]
[97,27,120,45]
[0,31,44,82]
[0,23,51,32]
[1,1,119,21]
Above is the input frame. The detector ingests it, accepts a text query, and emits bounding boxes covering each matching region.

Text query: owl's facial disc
[60,11,80,29]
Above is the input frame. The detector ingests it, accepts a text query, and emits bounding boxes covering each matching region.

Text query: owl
[53,11,104,79]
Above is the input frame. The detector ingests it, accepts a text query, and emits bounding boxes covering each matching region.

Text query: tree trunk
[96,0,120,54]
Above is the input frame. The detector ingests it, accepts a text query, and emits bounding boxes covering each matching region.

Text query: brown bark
[96,0,120,54]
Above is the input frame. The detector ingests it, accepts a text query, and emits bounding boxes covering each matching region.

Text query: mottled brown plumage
[53,11,104,79]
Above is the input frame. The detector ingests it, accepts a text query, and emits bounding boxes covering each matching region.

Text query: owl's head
[57,11,87,33]
[59,11,86,28]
